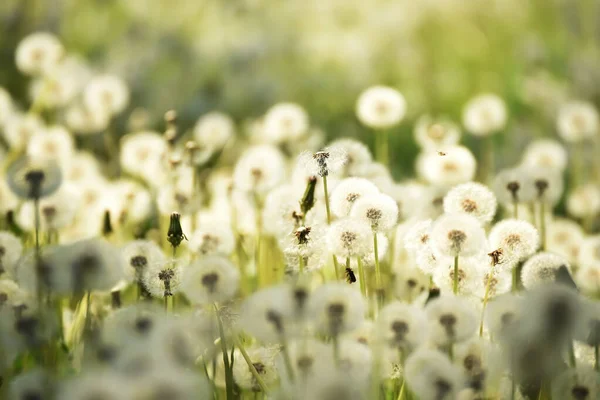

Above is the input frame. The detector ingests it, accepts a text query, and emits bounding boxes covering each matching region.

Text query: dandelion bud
[102,210,113,237]
[167,212,186,249]
[300,176,317,216]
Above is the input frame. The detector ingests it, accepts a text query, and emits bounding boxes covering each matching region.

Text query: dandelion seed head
[327,138,373,176]
[557,101,599,142]
[521,252,570,289]
[404,348,463,400]
[356,86,406,129]
[180,256,239,304]
[233,144,286,194]
[350,192,398,232]
[3,113,44,151]
[330,177,379,217]
[567,184,600,218]
[16,32,64,76]
[414,115,461,151]
[83,75,129,117]
[431,214,486,258]
[65,103,109,135]
[375,302,428,350]
[420,145,476,187]
[488,219,539,270]
[326,218,372,259]
[193,111,234,150]
[522,139,568,171]
[443,182,497,223]
[462,93,507,136]
[309,282,365,337]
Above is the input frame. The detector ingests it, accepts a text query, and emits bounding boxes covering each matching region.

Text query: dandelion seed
[431,214,486,258]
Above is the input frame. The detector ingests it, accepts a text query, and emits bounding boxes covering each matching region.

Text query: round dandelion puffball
[443,182,497,223]
[420,145,476,187]
[425,295,478,346]
[330,177,380,218]
[566,184,600,218]
[523,166,564,205]
[404,348,462,400]
[488,219,539,270]
[309,282,366,336]
[521,252,570,289]
[462,93,507,136]
[83,74,130,116]
[576,264,600,295]
[492,167,533,205]
[6,156,63,200]
[232,144,286,194]
[0,231,23,278]
[327,138,373,175]
[193,111,235,150]
[521,139,568,171]
[180,256,240,305]
[15,32,64,76]
[350,192,398,232]
[430,213,486,258]
[326,218,372,259]
[578,236,600,268]
[375,301,428,350]
[356,86,406,129]
[432,254,485,295]
[263,102,309,143]
[557,101,599,142]
[413,115,461,151]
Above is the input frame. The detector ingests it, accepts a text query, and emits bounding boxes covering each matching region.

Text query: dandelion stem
[511,266,519,293]
[479,270,494,336]
[376,129,389,165]
[453,256,459,295]
[513,200,519,219]
[83,291,92,339]
[357,256,367,297]
[332,334,340,366]
[539,201,546,251]
[323,176,332,225]
[396,380,406,400]
[568,339,576,368]
[214,303,235,399]
[595,343,599,371]
[298,255,305,274]
[235,336,269,394]
[373,232,383,304]
[279,335,295,382]
[332,255,340,281]
[33,197,43,307]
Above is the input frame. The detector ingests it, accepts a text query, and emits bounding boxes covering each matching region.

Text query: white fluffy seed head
[443,182,497,223]
[297,146,347,178]
[488,219,539,270]
[330,177,380,218]
[521,139,568,171]
[180,256,240,305]
[327,138,373,176]
[462,93,507,136]
[426,295,478,346]
[83,74,130,116]
[566,184,600,218]
[3,113,44,150]
[414,115,461,150]
[575,264,600,296]
[189,225,235,257]
[522,166,564,205]
[232,346,280,391]
[557,101,599,142]
[309,282,365,336]
[27,125,74,170]
[420,145,477,187]
[142,258,183,298]
[15,32,64,76]
[431,214,486,258]
[121,240,166,284]
[404,348,463,400]
[0,231,23,278]
[350,192,398,232]
[579,236,600,268]
[432,255,485,296]
[551,366,599,400]
[120,131,167,185]
[492,167,533,205]
[520,252,570,289]
[263,102,309,143]
[356,86,406,129]
[375,301,428,351]
[326,218,372,259]
[547,218,585,263]
[233,144,286,194]
[193,111,235,150]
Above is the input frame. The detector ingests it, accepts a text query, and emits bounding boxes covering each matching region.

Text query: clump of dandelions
[443,182,497,224]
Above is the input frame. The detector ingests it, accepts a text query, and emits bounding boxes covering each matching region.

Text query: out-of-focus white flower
[0,232,23,278]
[189,223,235,256]
[404,348,463,400]
[58,372,130,400]
[327,138,373,176]
[64,151,102,184]
[523,167,564,206]
[388,181,427,221]
[193,111,235,150]
[551,366,599,400]
[420,145,476,187]
[567,184,600,218]
[330,177,379,218]
[576,264,600,295]
[414,115,461,150]
[0,87,14,126]
[121,240,166,284]
[375,301,428,351]
[488,219,539,271]
[351,162,394,192]
[83,75,129,116]
[107,180,153,227]
[579,236,600,268]
[18,183,80,231]
[233,144,286,194]
[120,131,167,184]
[297,147,347,178]
[431,214,486,258]
[484,293,522,341]
[65,103,110,135]
[0,178,19,214]
[432,255,485,295]
[6,156,62,200]
[462,93,507,136]
[326,218,372,260]
[557,101,599,142]
[15,32,64,76]
[157,166,200,216]
[350,192,398,232]
[492,167,532,205]
[27,125,74,169]
[309,282,365,336]
[3,113,44,150]
[547,218,585,263]
[521,252,569,289]
[426,295,478,346]
[443,182,497,224]
[521,139,568,171]
[263,102,309,143]
[180,256,239,304]
[356,86,406,129]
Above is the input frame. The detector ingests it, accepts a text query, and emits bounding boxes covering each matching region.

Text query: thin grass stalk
[235,337,269,394]
[214,304,235,399]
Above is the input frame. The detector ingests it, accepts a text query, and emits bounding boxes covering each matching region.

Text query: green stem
[332,334,340,366]
[479,269,494,336]
[512,266,519,293]
[373,232,382,298]
[235,337,269,394]
[215,304,235,400]
[323,176,332,225]
[279,336,295,382]
[376,129,389,165]
[595,343,599,371]
[298,255,305,274]
[513,200,519,219]
[332,254,339,281]
[453,256,459,295]
[357,257,367,297]
[539,201,546,251]
[568,339,576,368]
